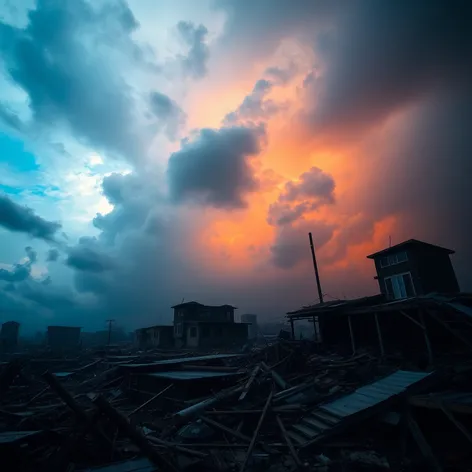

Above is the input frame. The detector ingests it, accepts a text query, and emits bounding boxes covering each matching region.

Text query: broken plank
[94,395,179,472]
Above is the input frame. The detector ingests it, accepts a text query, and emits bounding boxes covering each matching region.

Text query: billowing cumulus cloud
[224,79,282,125]
[46,248,60,262]
[268,167,335,226]
[167,126,265,208]
[66,241,114,273]
[0,194,61,241]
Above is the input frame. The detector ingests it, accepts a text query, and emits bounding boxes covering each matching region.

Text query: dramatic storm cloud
[0,0,470,332]
[167,126,265,208]
[0,194,61,241]
[0,0,151,161]
[268,167,335,226]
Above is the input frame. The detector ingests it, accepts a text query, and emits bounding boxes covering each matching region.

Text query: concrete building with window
[172,301,248,349]
[367,239,459,300]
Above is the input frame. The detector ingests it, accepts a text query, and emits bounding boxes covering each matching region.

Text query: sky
[0,0,471,333]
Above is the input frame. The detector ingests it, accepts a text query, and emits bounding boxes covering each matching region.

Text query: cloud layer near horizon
[0,0,470,332]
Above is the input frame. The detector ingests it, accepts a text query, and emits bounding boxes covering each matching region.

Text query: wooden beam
[276,415,302,469]
[436,400,472,445]
[239,389,274,472]
[399,310,425,330]
[128,383,173,417]
[347,315,356,355]
[407,414,443,472]
[239,364,261,401]
[261,362,287,390]
[200,416,252,443]
[94,395,179,472]
[418,309,434,366]
[374,313,385,357]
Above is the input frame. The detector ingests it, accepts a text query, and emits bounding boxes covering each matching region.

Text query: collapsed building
[0,237,471,471]
[288,239,472,362]
[136,302,249,350]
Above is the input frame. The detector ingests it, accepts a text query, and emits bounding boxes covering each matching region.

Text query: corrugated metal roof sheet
[82,458,154,472]
[122,353,242,369]
[147,370,242,380]
[0,430,42,444]
[320,370,432,418]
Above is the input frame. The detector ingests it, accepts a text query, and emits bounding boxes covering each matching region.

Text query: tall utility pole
[308,232,324,304]
[106,319,115,346]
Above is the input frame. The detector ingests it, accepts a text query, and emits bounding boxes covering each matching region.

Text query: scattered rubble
[1,337,472,471]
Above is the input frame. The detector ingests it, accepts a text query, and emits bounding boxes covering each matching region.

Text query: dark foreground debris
[1,339,472,471]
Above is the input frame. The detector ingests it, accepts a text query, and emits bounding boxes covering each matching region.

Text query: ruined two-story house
[172,301,248,348]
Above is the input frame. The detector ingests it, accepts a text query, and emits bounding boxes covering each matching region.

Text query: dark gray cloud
[0,0,150,161]
[268,167,335,226]
[224,79,282,125]
[357,87,472,289]
[149,91,186,140]
[66,241,114,273]
[303,0,472,134]
[0,194,61,241]
[216,0,338,59]
[46,248,59,262]
[0,247,36,283]
[177,21,209,79]
[0,263,31,283]
[25,246,37,263]
[271,220,335,269]
[95,171,161,244]
[167,125,265,208]
[18,280,76,310]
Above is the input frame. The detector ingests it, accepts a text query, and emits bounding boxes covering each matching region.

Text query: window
[189,326,197,338]
[397,251,408,263]
[379,251,408,268]
[174,323,183,336]
[226,311,232,320]
[380,257,389,268]
[384,272,415,300]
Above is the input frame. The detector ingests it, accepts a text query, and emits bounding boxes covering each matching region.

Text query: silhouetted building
[172,301,247,349]
[47,326,81,352]
[135,325,174,349]
[0,321,20,352]
[367,239,459,300]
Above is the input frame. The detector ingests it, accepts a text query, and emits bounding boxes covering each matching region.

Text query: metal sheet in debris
[53,371,75,378]
[320,370,433,418]
[123,353,242,369]
[0,430,42,444]
[82,458,155,472]
[148,370,241,380]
